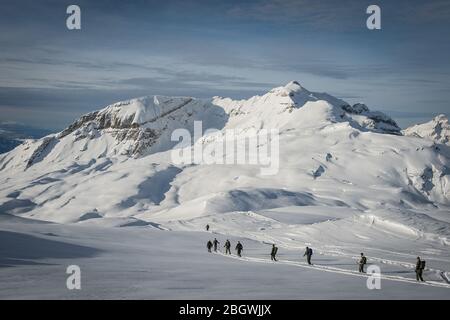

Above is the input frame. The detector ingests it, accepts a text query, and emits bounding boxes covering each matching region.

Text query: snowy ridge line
[213,252,450,289]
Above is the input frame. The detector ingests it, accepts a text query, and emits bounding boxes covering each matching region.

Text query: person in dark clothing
[207,240,213,253]
[235,241,243,257]
[271,244,278,261]
[224,239,231,254]
[206,224,210,231]
[415,257,425,282]
[358,253,367,273]
[213,238,220,252]
[303,246,313,265]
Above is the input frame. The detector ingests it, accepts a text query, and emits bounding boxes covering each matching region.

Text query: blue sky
[0,0,449,130]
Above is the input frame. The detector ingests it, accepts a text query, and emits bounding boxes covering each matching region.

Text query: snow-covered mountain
[1,81,450,297]
[403,114,450,146]
[0,81,401,170]
[0,81,448,221]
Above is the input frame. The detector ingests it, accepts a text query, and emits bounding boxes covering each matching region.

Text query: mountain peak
[403,114,449,145]
[266,81,309,99]
[284,80,304,92]
[433,114,449,123]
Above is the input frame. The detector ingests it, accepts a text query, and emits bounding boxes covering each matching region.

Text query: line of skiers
[357,253,426,282]
[206,238,427,282]
[207,238,244,257]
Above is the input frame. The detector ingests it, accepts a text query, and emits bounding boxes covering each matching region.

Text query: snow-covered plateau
[0,81,449,299]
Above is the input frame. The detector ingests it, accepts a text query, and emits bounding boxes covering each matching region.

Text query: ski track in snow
[164,213,450,288]
[214,252,450,289]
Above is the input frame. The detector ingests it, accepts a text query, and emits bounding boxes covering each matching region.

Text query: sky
[0,0,449,130]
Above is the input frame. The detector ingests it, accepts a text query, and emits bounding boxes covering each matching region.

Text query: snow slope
[1,219,449,299]
[0,81,449,299]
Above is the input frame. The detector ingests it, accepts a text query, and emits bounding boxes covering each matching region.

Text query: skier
[358,252,367,273]
[271,244,278,261]
[224,239,231,255]
[206,224,210,232]
[415,256,425,282]
[213,238,220,252]
[303,246,313,265]
[235,241,243,257]
[207,240,213,253]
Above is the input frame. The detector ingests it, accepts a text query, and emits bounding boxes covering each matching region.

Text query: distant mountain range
[0,122,52,154]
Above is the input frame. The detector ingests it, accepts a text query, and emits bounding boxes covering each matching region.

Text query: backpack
[309,248,313,256]
[420,260,426,270]
[362,256,367,264]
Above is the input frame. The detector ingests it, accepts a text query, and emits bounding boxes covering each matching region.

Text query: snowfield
[1,218,449,299]
[0,81,449,299]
